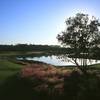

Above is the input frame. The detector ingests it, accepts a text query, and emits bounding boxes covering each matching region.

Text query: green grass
[0,51,20,56]
[0,51,29,57]
[90,63,100,69]
[0,71,19,83]
[0,60,23,84]
[0,60,23,70]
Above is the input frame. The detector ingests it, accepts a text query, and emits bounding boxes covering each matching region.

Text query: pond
[17,55,100,66]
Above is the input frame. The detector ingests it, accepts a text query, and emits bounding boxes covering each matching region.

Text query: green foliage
[57,13,100,70]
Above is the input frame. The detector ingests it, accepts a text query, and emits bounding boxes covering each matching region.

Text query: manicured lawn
[0,60,23,84]
[0,60,23,69]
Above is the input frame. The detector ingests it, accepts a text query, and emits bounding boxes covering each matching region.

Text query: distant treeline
[0,44,100,58]
[0,44,71,53]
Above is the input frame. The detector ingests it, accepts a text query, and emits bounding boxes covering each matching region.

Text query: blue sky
[0,0,100,45]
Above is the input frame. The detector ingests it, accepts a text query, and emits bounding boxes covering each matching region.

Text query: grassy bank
[0,51,100,100]
[0,60,23,84]
[0,62,100,100]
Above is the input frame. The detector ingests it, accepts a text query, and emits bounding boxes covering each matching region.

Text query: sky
[0,0,100,45]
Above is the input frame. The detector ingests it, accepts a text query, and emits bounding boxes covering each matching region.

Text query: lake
[17,55,100,66]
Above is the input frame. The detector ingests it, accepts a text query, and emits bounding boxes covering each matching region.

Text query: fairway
[0,60,23,84]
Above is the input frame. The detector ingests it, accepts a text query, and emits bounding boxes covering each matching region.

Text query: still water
[17,55,100,66]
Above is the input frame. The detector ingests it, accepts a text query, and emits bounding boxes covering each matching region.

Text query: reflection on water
[18,55,100,66]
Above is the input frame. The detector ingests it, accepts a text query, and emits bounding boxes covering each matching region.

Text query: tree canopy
[57,13,100,72]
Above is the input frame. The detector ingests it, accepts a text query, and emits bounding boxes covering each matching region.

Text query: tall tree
[57,13,100,72]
